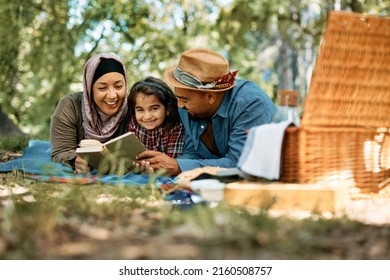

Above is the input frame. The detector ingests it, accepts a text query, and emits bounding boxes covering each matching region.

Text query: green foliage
[0,0,388,135]
[0,136,30,152]
[216,0,389,96]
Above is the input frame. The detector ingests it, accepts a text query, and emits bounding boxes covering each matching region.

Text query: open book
[76,132,147,174]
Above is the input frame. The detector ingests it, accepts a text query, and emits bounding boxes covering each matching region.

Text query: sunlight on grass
[0,171,389,259]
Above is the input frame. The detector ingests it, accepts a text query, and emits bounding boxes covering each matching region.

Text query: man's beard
[183,107,200,120]
[184,107,209,120]
[188,112,201,121]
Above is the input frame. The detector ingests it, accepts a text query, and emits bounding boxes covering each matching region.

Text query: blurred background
[0,0,388,138]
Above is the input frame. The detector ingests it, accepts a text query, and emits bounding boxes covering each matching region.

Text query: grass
[0,136,30,153]
[1,139,390,259]
[1,171,390,260]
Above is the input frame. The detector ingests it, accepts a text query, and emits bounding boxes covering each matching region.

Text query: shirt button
[201,125,205,129]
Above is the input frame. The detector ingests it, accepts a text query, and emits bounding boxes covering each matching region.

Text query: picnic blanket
[0,140,215,207]
[0,140,73,175]
[0,140,173,186]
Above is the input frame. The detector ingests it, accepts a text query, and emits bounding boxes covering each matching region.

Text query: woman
[50,53,131,173]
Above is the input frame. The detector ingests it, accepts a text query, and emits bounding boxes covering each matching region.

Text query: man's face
[174,87,212,120]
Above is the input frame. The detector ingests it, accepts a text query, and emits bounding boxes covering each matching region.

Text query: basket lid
[302,11,390,127]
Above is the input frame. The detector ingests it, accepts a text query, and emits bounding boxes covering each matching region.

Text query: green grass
[1,171,390,260]
[2,131,390,259]
[0,136,30,152]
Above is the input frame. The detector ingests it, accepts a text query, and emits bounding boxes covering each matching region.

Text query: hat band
[173,67,216,90]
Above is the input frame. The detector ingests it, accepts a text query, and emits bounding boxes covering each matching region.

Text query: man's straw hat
[163,48,237,92]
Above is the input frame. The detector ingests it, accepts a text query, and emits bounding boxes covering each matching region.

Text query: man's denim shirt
[177,79,276,172]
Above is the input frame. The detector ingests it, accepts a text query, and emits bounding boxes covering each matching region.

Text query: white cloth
[237,120,293,180]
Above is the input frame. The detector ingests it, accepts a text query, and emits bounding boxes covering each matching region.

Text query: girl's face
[92,72,126,116]
[134,93,167,130]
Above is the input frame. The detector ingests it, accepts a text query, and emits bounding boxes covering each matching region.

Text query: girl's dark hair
[129,76,181,129]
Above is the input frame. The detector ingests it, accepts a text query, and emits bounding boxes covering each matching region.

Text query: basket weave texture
[281,11,390,193]
[302,11,390,127]
[282,126,390,192]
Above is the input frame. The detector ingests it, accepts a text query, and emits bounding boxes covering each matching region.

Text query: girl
[128,76,184,159]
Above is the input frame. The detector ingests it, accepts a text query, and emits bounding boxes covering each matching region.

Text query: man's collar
[213,90,231,118]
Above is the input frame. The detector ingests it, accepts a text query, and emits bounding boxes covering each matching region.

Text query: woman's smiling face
[92,72,126,116]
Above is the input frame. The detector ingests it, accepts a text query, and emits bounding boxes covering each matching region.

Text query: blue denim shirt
[177,79,276,171]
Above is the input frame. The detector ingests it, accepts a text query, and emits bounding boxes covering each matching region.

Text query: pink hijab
[82,53,128,142]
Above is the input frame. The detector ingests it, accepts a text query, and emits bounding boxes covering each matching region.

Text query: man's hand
[135,150,181,176]
[74,155,91,174]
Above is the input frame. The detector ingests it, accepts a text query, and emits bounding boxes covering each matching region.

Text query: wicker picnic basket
[280,11,390,193]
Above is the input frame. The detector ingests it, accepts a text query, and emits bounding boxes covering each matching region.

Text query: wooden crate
[224,181,350,213]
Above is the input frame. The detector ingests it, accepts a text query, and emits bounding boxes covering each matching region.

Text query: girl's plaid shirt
[128,117,184,158]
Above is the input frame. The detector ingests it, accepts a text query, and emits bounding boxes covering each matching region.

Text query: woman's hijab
[82,53,128,142]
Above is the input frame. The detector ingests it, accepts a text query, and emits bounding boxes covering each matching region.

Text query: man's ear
[206,92,217,104]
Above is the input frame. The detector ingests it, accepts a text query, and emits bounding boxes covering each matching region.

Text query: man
[135,48,276,176]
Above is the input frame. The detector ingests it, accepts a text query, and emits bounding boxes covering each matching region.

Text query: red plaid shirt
[128,116,184,158]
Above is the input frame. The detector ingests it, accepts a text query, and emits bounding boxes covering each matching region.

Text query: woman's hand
[74,155,91,173]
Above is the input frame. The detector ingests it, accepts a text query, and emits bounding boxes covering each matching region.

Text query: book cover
[76,132,147,174]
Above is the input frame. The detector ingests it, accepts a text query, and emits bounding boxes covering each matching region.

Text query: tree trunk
[0,107,26,136]
[277,40,294,91]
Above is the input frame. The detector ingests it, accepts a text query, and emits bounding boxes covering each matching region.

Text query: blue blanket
[0,140,74,175]
[0,140,173,186]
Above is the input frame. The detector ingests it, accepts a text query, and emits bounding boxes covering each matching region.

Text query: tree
[0,0,80,137]
[2,0,387,137]
[0,0,221,137]
[216,0,389,100]
[0,110,25,136]
[0,0,33,136]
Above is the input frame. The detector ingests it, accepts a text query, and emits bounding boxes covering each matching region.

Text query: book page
[104,132,134,145]
[104,132,146,162]
[79,139,102,148]
[76,132,146,174]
